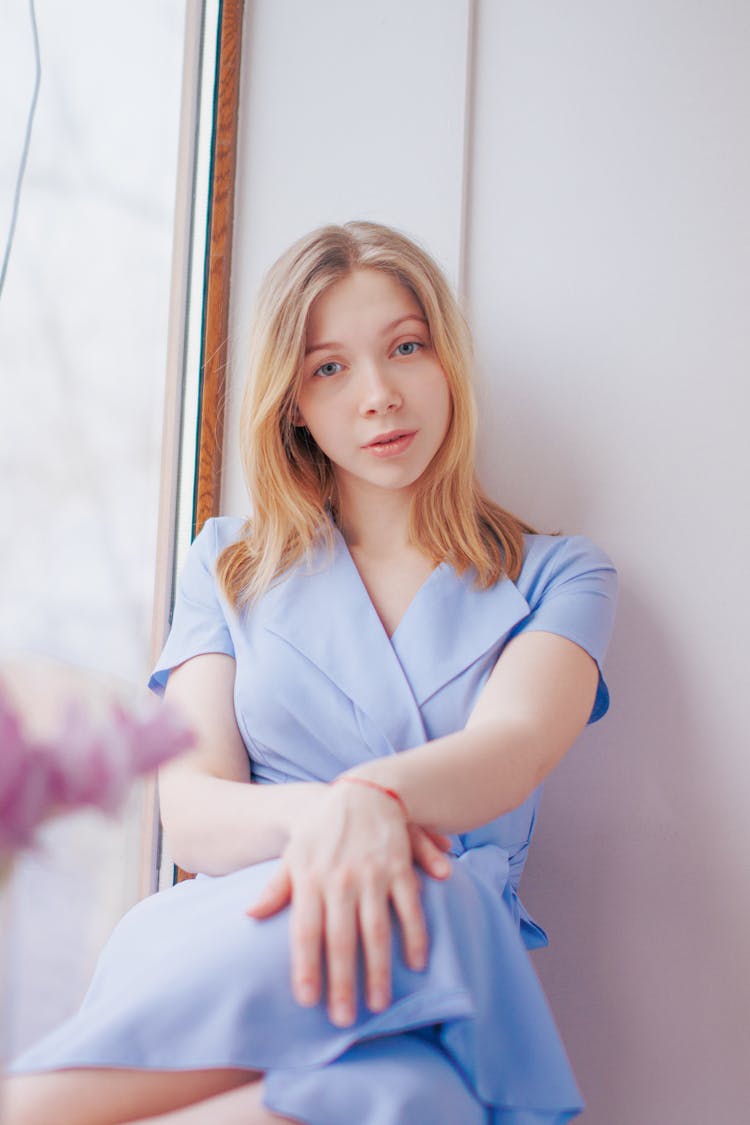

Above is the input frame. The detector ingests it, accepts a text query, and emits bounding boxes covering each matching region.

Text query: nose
[357,360,402,416]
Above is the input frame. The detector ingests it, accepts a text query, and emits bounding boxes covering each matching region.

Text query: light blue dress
[11,516,617,1124]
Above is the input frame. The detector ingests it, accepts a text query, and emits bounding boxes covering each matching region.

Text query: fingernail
[296,982,317,1005]
[331,1002,354,1026]
[369,989,389,1011]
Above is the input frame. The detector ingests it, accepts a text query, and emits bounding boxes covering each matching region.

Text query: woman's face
[296,268,451,502]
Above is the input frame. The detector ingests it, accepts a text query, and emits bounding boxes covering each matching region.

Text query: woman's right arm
[159,652,452,1024]
[158,652,326,876]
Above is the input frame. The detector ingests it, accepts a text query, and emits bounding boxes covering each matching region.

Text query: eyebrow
[304,314,428,357]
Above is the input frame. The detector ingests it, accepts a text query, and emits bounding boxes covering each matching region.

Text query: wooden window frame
[142,0,243,893]
[194,0,243,534]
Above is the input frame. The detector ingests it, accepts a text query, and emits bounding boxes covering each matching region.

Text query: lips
[364,429,415,448]
[363,430,417,458]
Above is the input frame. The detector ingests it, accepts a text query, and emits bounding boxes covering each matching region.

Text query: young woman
[6,221,617,1124]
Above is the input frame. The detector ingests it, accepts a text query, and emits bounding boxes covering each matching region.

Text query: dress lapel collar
[389,563,531,706]
[261,531,428,753]
[260,530,531,747]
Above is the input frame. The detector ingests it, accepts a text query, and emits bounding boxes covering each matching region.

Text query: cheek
[295,397,339,454]
[431,372,453,435]
[295,387,321,433]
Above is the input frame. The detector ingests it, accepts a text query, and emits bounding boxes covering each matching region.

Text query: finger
[391,869,429,972]
[324,885,359,1026]
[245,863,292,918]
[290,881,324,1007]
[422,827,454,852]
[409,825,452,880]
[358,884,392,1013]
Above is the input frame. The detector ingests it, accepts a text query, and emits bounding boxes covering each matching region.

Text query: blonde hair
[218,220,533,609]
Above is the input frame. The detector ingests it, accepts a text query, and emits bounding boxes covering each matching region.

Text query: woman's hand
[245,780,452,1026]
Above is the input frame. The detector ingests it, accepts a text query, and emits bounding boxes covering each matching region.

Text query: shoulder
[175,516,247,605]
[506,534,617,723]
[199,515,247,551]
[149,519,244,694]
[188,516,247,563]
[513,533,617,610]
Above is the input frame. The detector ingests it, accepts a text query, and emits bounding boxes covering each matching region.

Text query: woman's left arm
[346,630,599,833]
[248,631,597,1023]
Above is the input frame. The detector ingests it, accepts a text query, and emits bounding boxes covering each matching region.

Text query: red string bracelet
[332,776,409,819]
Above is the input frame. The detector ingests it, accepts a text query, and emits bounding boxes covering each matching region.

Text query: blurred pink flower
[0,681,194,853]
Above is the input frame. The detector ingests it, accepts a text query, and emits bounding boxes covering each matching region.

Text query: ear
[290,403,305,427]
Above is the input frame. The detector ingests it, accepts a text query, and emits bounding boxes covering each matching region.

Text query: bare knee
[2,1067,262,1125]
[3,1071,134,1125]
[3,1074,61,1125]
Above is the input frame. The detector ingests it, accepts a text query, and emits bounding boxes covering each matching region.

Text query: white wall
[468,5,750,1122]
[223,0,472,513]
[225,3,750,1121]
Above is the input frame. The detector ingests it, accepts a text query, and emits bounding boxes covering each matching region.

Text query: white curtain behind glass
[0,0,184,1056]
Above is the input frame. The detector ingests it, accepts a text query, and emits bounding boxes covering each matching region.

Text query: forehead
[306,269,424,339]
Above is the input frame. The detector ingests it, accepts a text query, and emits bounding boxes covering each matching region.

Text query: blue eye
[394,341,422,357]
[314,361,342,378]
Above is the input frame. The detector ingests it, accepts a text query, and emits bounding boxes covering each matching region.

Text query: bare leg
[127,1080,302,1124]
[3,1066,262,1125]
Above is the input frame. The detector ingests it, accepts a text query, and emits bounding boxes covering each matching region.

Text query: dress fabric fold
[10,516,618,1125]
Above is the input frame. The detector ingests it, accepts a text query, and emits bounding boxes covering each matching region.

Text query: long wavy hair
[217,220,533,610]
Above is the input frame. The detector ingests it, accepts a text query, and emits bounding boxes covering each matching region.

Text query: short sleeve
[148,519,235,696]
[511,535,618,723]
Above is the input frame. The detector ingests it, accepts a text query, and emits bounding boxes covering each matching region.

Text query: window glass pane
[0,1,186,1055]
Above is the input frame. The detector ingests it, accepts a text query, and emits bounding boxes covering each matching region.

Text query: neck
[333,479,413,555]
